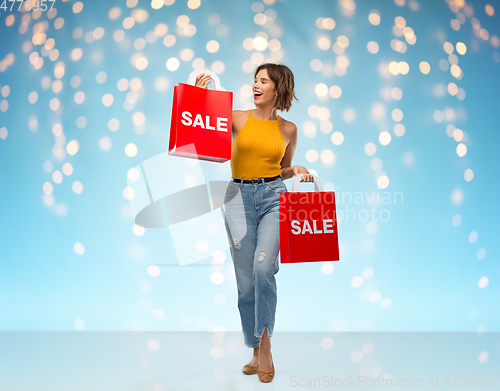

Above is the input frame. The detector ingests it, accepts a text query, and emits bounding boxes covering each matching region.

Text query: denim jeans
[222,176,287,348]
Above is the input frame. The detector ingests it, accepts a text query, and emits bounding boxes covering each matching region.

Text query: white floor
[0,331,498,390]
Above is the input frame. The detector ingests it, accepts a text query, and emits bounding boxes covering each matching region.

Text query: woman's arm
[194,73,240,142]
[232,110,248,142]
[280,123,314,182]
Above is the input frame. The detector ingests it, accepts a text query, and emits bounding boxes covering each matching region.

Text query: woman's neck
[253,105,279,121]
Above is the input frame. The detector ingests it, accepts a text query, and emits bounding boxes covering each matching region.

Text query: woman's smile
[253,91,263,99]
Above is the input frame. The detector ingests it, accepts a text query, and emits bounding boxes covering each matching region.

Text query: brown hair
[254,63,297,112]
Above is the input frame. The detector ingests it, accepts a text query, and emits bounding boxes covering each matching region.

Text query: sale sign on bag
[168,69,233,162]
[279,174,340,264]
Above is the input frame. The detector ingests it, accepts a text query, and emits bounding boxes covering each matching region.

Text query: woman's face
[253,69,277,106]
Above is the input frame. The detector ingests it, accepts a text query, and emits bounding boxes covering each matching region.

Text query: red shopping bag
[279,174,340,264]
[168,70,232,162]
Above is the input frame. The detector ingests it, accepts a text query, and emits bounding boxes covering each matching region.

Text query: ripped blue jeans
[222,176,287,348]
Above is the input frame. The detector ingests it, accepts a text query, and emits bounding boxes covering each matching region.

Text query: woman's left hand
[293,166,314,182]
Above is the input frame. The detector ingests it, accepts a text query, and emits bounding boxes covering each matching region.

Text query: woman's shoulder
[279,115,297,133]
[231,110,250,132]
[232,109,250,118]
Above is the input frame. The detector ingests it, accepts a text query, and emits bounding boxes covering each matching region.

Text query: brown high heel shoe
[257,352,275,383]
[242,363,258,375]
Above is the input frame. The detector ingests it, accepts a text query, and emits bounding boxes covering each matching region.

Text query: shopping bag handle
[291,173,324,192]
[187,69,222,91]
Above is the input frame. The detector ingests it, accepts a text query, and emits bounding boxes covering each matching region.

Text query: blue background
[0,0,498,334]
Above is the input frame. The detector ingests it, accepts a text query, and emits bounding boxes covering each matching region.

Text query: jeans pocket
[225,183,240,198]
[265,180,287,194]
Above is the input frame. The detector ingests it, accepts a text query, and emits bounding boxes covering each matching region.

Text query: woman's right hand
[195,73,212,89]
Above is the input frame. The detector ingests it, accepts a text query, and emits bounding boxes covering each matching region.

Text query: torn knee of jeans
[234,240,241,250]
[258,251,265,262]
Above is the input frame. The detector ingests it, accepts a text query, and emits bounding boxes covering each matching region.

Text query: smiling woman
[195,63,314,383]
[228,64,313,182]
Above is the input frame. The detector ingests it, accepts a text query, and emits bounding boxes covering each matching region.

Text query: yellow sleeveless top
[230,110,287,179]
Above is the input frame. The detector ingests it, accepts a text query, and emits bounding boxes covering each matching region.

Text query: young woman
[195,63,314,383]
